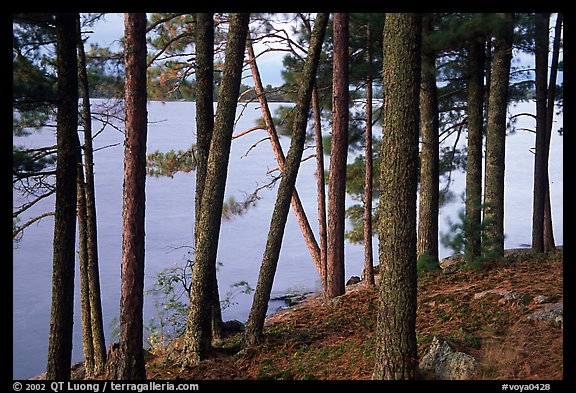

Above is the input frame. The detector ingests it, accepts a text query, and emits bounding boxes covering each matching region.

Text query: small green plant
[417,251,440,276]
[441,195,505,271]
[142,249,253,350]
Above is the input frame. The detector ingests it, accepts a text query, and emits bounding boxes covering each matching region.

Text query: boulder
[346,276,361,286]
[525,302,563,328]
[419,335,478,380]
[439,254,465,274]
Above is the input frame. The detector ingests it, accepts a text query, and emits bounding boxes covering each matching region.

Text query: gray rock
[419,335,478,380]
[346,276,361,286]
[526,302,563,327]
[439,255,464,274]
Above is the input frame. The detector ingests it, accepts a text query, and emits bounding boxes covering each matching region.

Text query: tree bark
[77,140,95,378]
[118,12,148,380]
[372,13,421,380]
[465,34,486,261]
[46,12,79,381]
[543,13,562,252]
[243,12,329,346]
[531,13,550,253]
[312,86,329,293]
[182,13,250,365]
[192,12,224,343]
[246,36,322,278]
[76,15,106,375]
[326,12,349,299]
[417,14,440,267]
[363,21,375,287]
[483,13,514,259]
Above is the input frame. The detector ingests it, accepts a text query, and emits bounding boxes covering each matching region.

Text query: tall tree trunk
[417,14,439,267]
[118,12,148,380]
[543,13,562,252]
[326,12,349,299]
[192,12,224,343]
[182,13,250,365]
[312,85,329,293]
[372,13,421,380]
[76,15,107,375]
[77,141,95,378]
[483,13,514,259]
[243,12,329,346]
[246,36,322,278]
[531,13,550,253]
[465,34,486,261]
[46,12,79,381]
[363,21,375,287]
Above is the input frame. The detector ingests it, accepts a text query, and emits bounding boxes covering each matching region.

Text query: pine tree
[417,14,440,268]
[483,13,514,259]
[372,12,421,380]
[326,13,349,298]
[76,14,106,376]
[464,25,486,262]
[182,13,250,365]
[243,12,329,345]
[47,12,79,380]
[117,12,148,380]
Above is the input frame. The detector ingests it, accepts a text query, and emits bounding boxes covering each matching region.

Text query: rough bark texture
[312,86,328,293]
[417,15,439,266]
[192,12,224,342]
[118,12,148,380]
[326,12,349,299]
[46,12,79,381]
[77,146,95,377]
[363,21,375,287]
[77,15,106,375]
[372,13,421,380]
[243,12,329,346]
[465,35,486,261]
[183,13,250,365]
[483,13,514,259]
[531,13,549,253]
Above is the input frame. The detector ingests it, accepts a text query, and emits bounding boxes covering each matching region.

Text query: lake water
[12,99,563,379]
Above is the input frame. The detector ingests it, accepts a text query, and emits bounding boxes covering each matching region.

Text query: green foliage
[141,251,253,350]
[417,252,441,276]
[146,146,197,178]
[440,197,505,271]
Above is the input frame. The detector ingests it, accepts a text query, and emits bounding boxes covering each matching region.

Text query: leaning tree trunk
[182,13,250,366]
[246,36,322,277]
[76,15,107,375]
[372,13,421,381]
[326,12,349,299]
[483,13,514,260]
[243,12,329,346]
[117,12,148,380]
[46,12,79,381]
[312,86,329,292]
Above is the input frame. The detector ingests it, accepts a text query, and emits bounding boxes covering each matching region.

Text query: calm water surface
[12,100,563,379]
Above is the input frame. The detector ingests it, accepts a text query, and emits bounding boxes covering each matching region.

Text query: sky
[85,13,563,90]
[85,13,287,87]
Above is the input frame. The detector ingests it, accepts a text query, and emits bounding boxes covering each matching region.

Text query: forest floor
[144,247,563,380]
